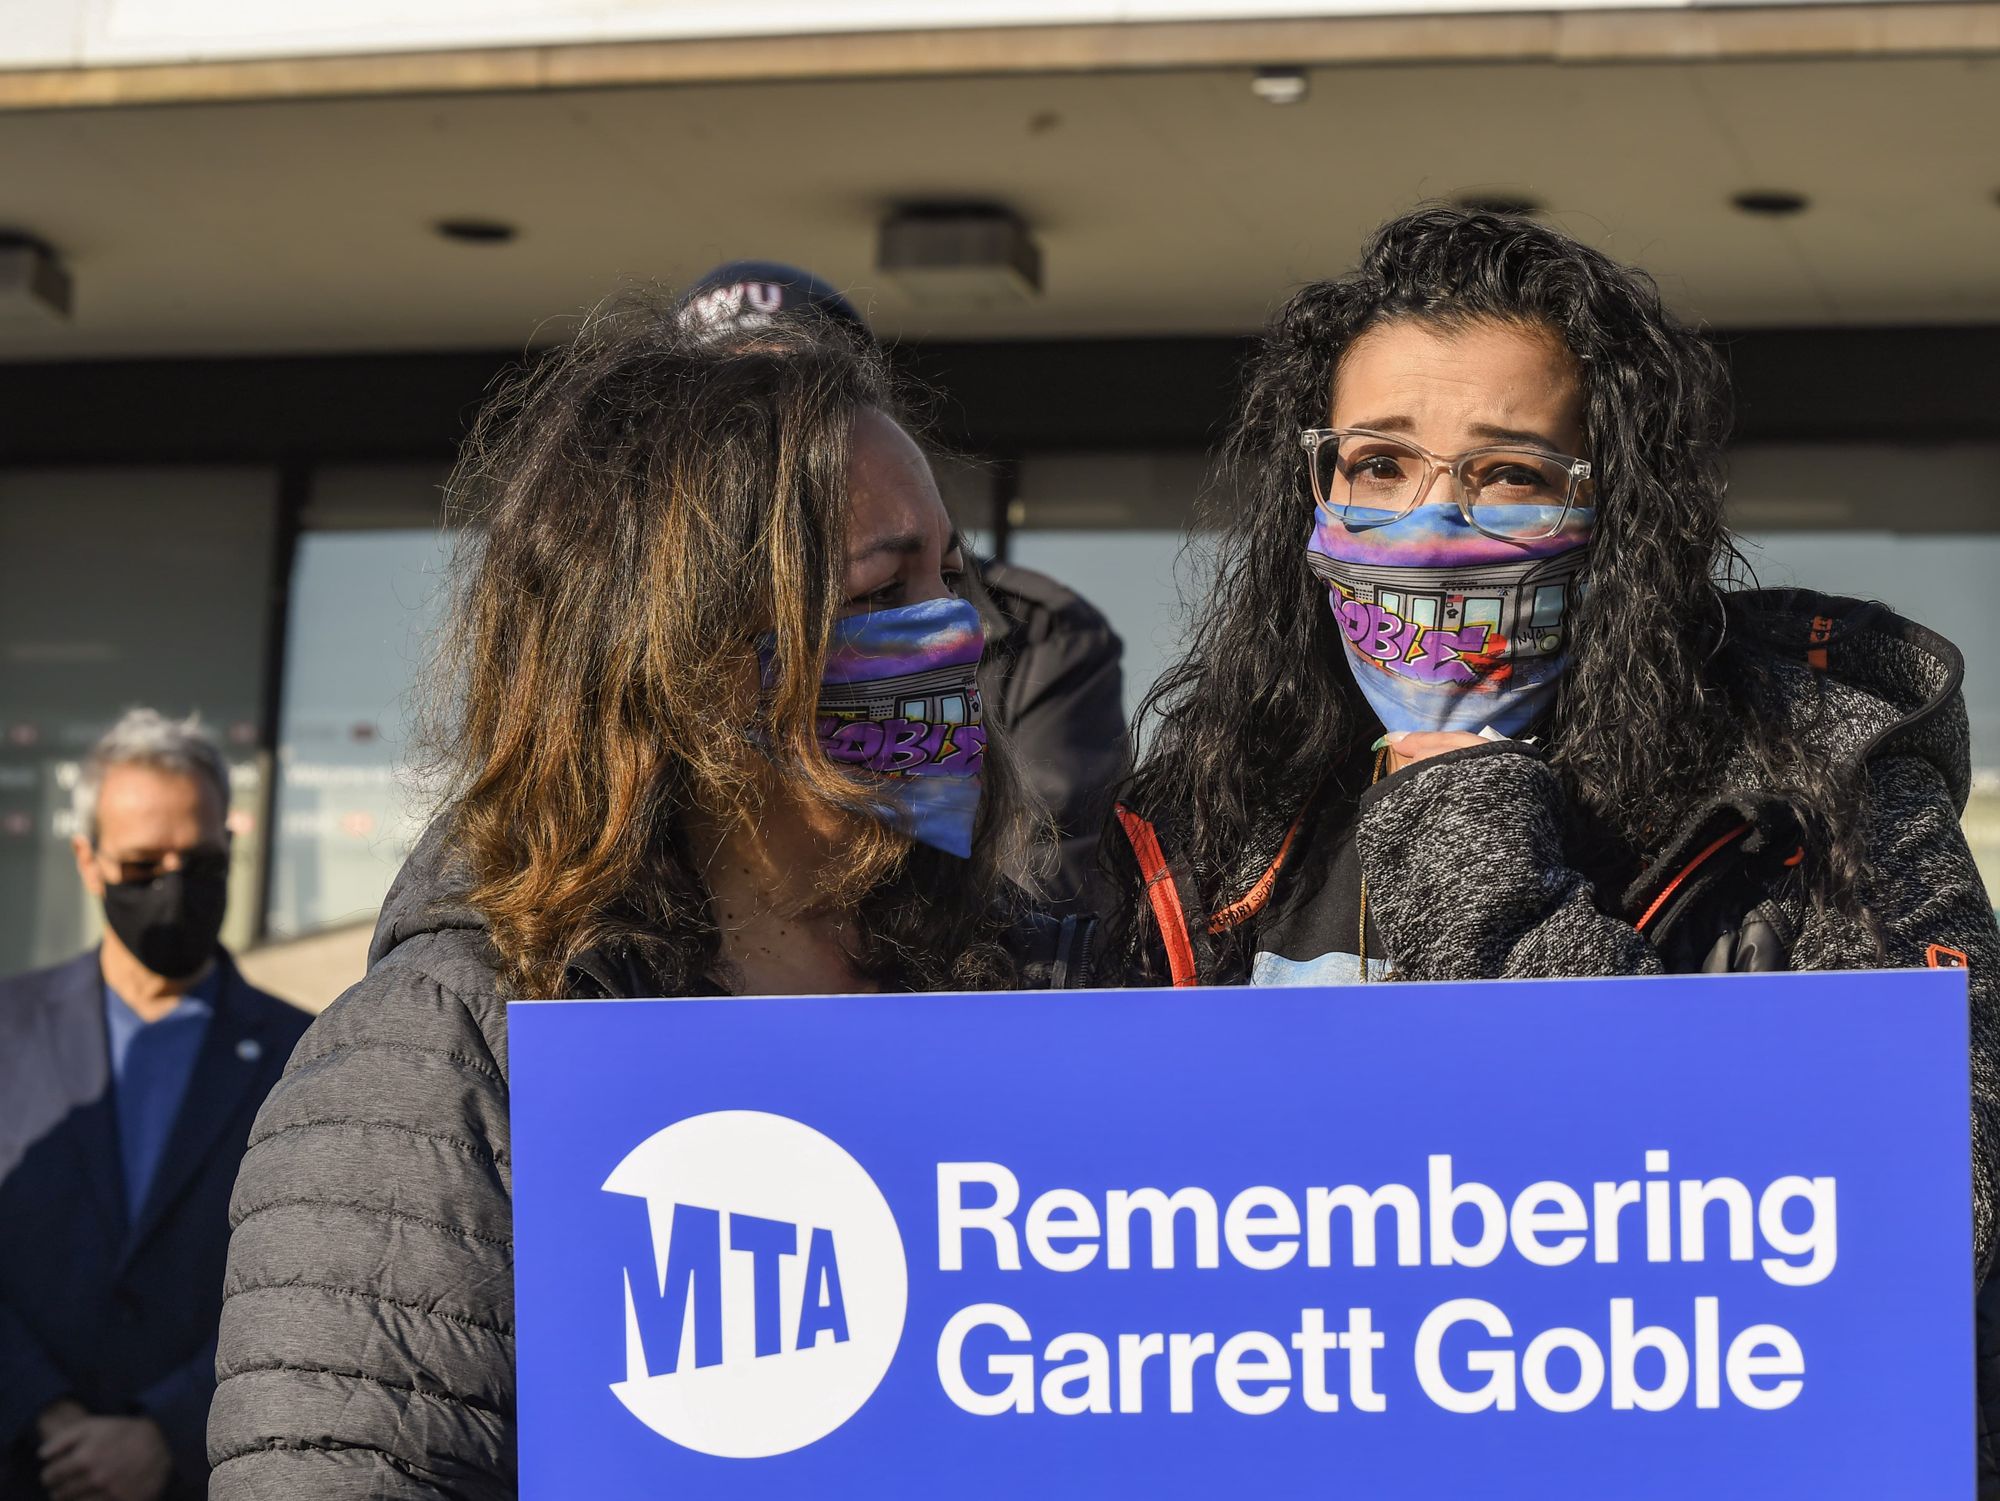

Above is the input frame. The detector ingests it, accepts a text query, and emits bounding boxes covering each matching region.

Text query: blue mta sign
[509,970,1973,1498]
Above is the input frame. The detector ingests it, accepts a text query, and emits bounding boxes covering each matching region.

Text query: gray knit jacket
[1354,595,2000,1284]
[1120,593,1997,1280]
[1110,590,1999,1475]
[1354,593,2000,1478]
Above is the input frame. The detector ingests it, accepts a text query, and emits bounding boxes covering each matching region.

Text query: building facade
[3,0,1997,998]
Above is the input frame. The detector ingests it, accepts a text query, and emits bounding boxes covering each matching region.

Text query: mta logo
[602,1111,907,1458]
[626,1204,850,1373]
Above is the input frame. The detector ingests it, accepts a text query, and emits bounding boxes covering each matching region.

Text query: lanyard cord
[1358,745,1389,982]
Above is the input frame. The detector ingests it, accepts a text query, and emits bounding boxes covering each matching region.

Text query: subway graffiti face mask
[776,595,987,858]
[1306,504,1595,737]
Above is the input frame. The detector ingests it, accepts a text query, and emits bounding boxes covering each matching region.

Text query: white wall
[0,0,1907,71]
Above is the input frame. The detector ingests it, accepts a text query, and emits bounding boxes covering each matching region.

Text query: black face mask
[101,865,228,981]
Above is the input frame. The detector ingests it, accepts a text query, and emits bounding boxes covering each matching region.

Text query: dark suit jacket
[0,949,311,1500]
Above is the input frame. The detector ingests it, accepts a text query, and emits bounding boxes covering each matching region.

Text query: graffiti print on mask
[1306,503,1593,736]
[818,717,985,778]
[809,596,987,857]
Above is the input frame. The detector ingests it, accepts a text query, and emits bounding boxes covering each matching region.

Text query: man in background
[0,710,309,1501]
[678,260,1130,907]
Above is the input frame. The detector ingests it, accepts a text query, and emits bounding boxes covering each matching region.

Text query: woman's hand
[1380,730,1487,775]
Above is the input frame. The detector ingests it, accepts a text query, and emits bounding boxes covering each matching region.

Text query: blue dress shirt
[103,969,218,1223]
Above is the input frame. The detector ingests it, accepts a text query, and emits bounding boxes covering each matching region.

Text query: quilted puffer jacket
[207,826,1094,1497]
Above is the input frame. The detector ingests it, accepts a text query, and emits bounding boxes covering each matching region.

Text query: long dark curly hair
[425,298,1022,998]
[1114,206,1873,972]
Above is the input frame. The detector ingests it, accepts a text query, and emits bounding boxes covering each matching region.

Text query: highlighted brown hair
[426,299,1019,997]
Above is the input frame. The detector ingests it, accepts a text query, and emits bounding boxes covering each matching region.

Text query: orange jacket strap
[1635,823,1749,934]
[1114,805,1198,988]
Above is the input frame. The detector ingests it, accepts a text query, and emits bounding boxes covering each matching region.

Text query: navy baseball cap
[675,260,873,344]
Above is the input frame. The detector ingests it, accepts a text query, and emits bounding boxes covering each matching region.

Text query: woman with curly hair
[207,306,1085,1498]
[1107,206,2000,1464]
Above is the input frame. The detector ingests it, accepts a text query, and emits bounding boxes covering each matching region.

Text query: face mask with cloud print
[1306,503,1594,737]
[779,595,987,858]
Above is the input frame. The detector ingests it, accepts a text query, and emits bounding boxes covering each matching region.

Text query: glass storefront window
[1733,531,1999,767]
[1006,451,1208,730]
[4,441,1992,982]
[1011,527,1190,730]
[1736,527,2000,907]
[266,466,452,939]
[0,468,276,975]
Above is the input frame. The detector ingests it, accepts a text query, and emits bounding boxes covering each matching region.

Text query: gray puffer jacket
[207,829,1093,1497]
[207,833,513,1498]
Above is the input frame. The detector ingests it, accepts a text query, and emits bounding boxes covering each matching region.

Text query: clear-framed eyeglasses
[1299,427,1593,542]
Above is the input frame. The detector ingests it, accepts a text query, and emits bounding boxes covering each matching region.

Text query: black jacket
[208,823,1093,1498]
[973,559,1130,911]
[0,950,309,1499]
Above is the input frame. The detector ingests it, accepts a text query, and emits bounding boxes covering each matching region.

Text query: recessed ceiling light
[1455,193,1543,217]
[879,202,1042,304]
[1731,190,1809,217]
[1251,67,1310,106]
[435,218,518,245]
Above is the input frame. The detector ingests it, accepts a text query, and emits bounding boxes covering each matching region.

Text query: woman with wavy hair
[1108,206,2000,1461]
[208,305,1080,1498]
